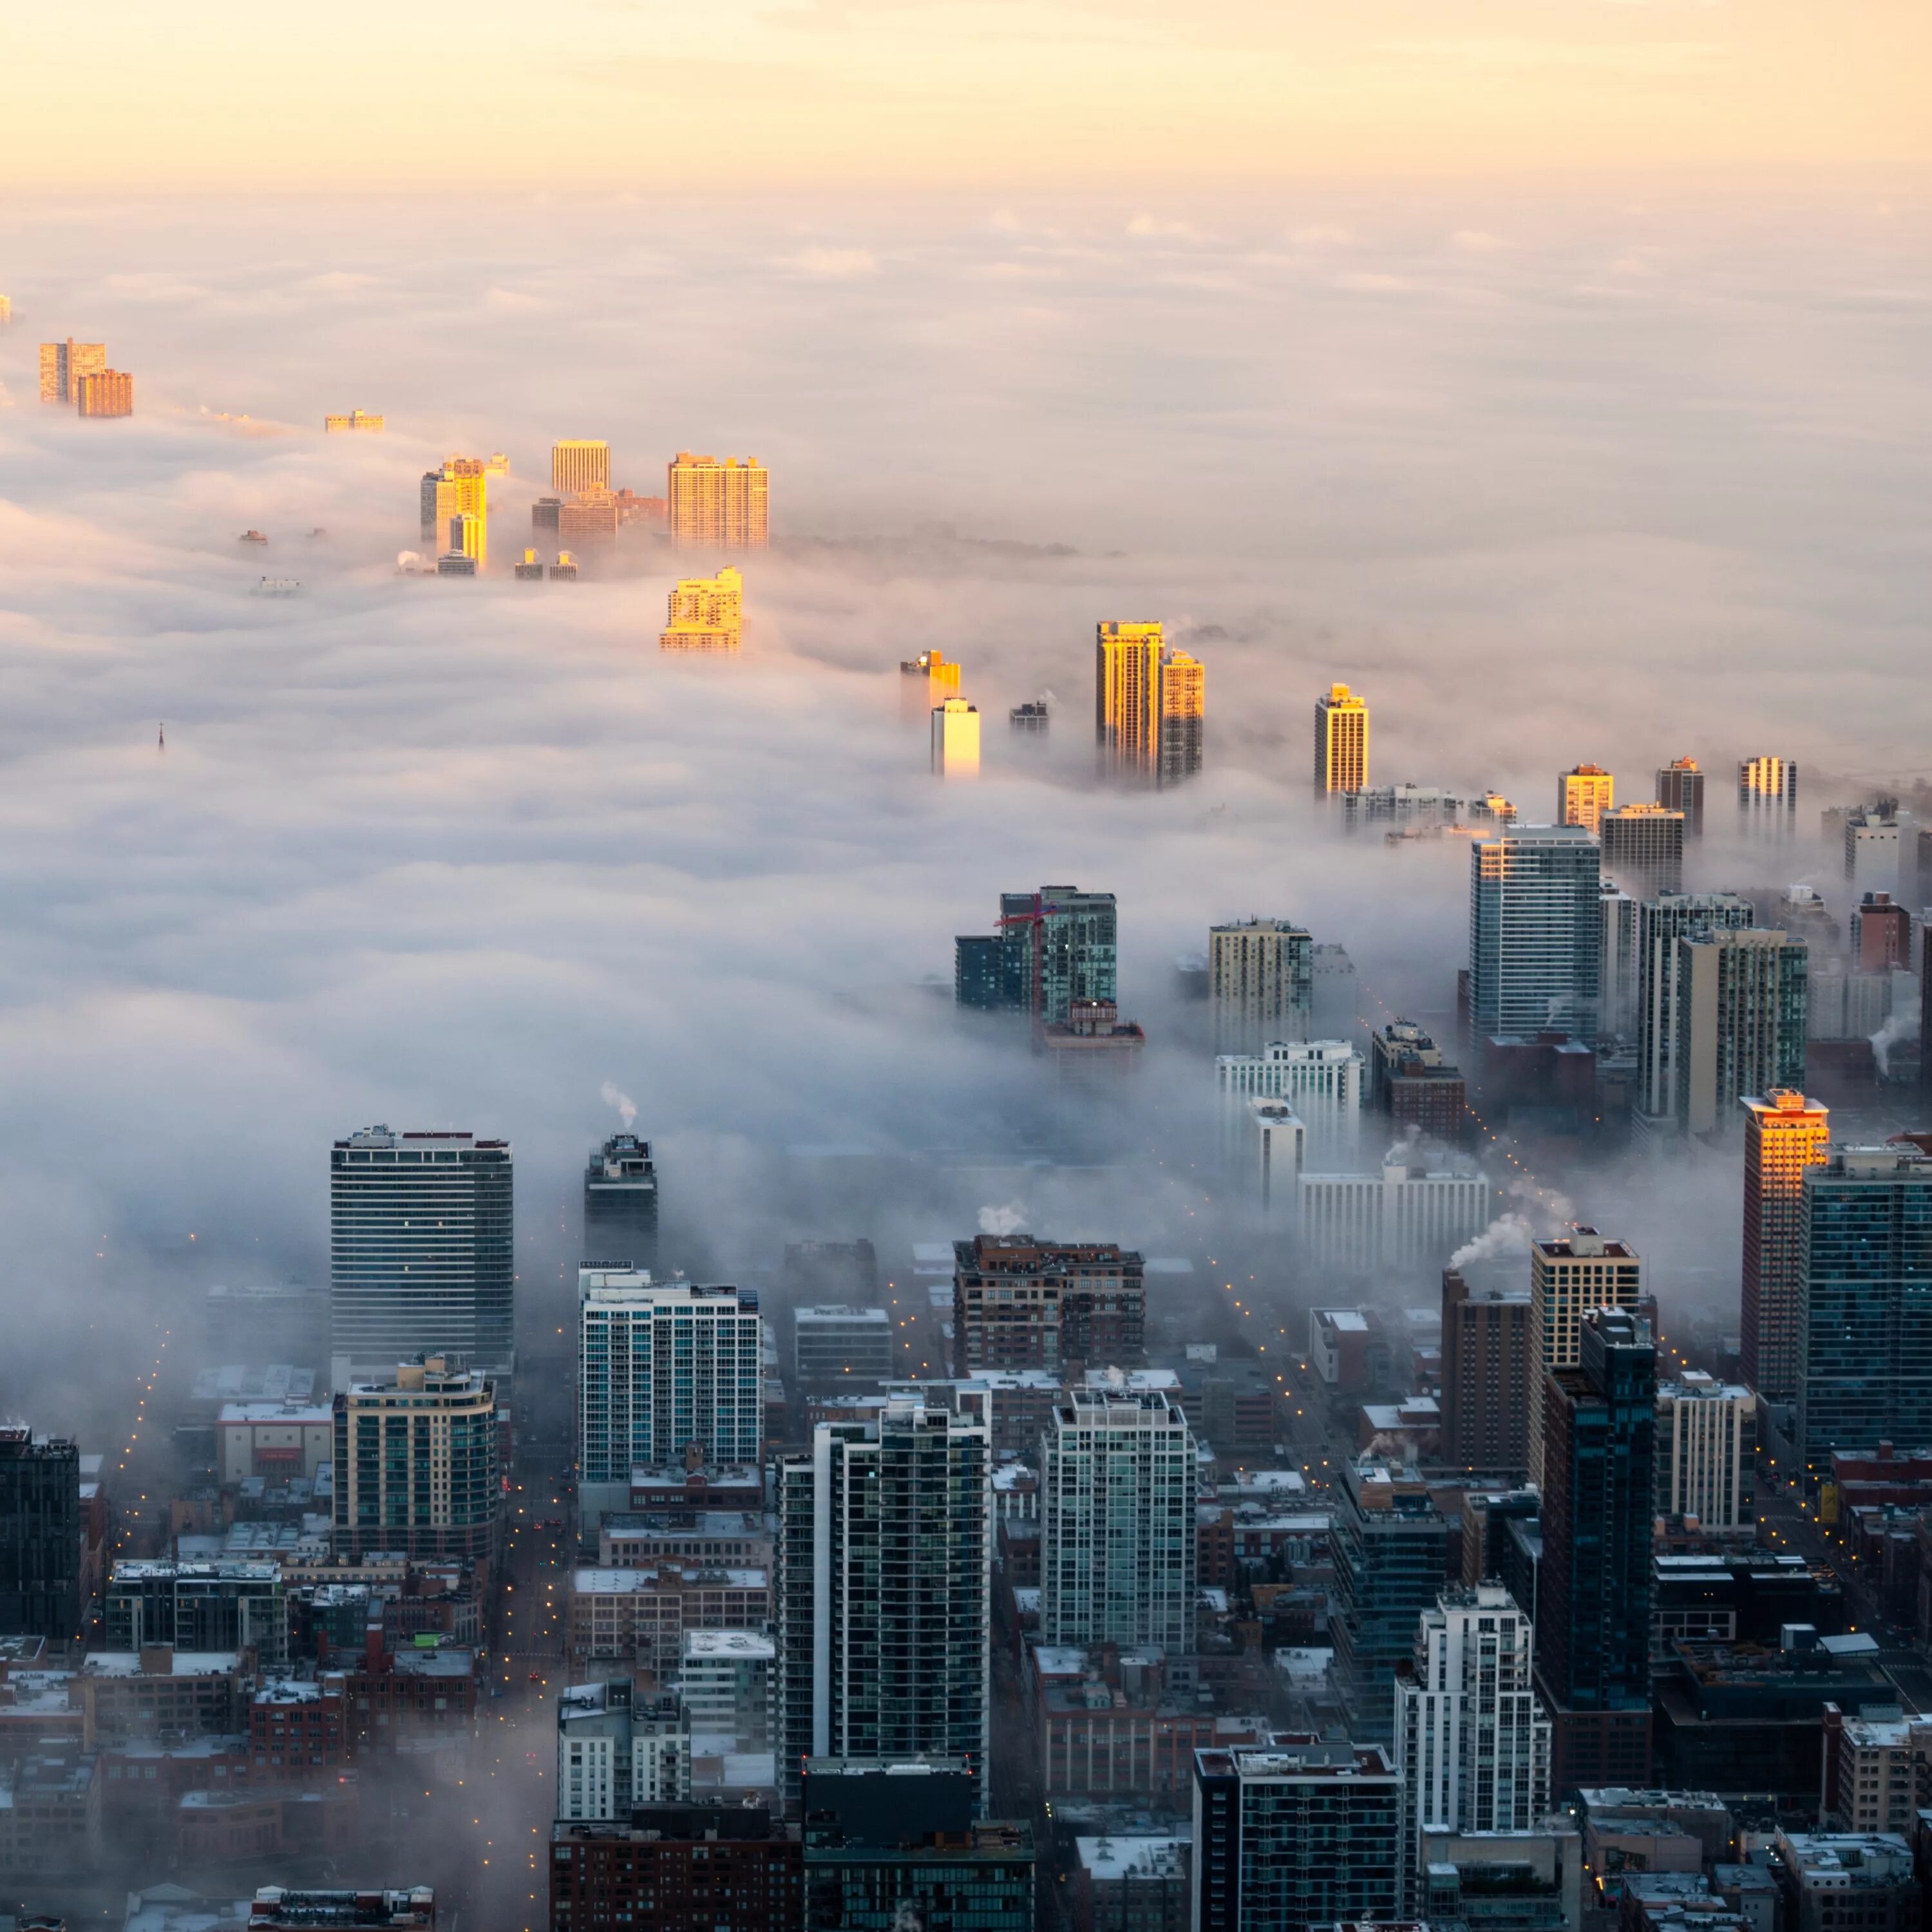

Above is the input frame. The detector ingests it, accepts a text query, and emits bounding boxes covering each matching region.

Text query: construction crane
[994,893,1065,1042]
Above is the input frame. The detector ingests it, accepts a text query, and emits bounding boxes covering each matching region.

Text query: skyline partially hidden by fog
[0,187,1927,1433]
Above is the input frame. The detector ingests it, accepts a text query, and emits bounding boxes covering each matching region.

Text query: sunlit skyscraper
[1557,764,1615,833]
[659,567,743,650]
[75,371,133,418]
[552,439,611,497]
[1741,1090,1829,1402]
[667,452,768,550]
[1159,648,1204,785]
[37,338,104,404]
[422,457,488,571]
[324,409,383,433]
[1314,683,1369,794]
[1095,621,1163,771]
[1739,755,1799,828]
[931,699,981,779]
[1655,757,1705,838]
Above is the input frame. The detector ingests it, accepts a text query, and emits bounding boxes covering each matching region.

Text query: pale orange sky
[3,0,1928,185]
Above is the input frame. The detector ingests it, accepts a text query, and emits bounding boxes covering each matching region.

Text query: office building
[1601,884,1641,1041]
[793,1306,895,1389]
[1158,648,1204,785]
[1797,1147,1932,1474]
[1340,784,1515,832]
[514,548,545,580]
[1601,804,1685,898]
[532,496,563,535]
[659,566,743,650]
[1041,1390,1197,1654]
[560,495,618,545]
[323,409,383,433]
[1672,929,1808,1137]
[678,1630,773,1749]
[577,1273,762,1526]
[1636,894,1758,1120]
[1314,683,1369,794]
[0,1429,80,1642]
[1010,699,1049,735]
[549,551,579,581]
[951,1236,1145,1374]
[38,338,105,404]
[552,1809,800,1932]
[931,699,980,778]
[1468,824,1604,1044]
[1209,919,1312,1054]
[1558,764,1615,833]
[775,1400,990,1810]
[1850,893,1912,972]
[1296,1152,1491,1278]
[331,1354,499,1563]
[76,371,133,417]
[1394,1583,1552,1901]
[556,1681,690,1821]
[1656,759,1705,838]
[1368,1019,1468,1142]
[957,886,1117,1025]
[666,451,768,549]
[1738,756,1798,826]
[1331,1458,1452,1742]
[902,651,962,710]
[448,510,483,567]
[568,1564,772,1670]
[583,1132,658,1273]
[1656,1373,1756,1533]
[329,1127,514,1379]
[1215,1039,1364,1158]
[1193,1738,1403,1932]
[1528,1229,1644,1488]
[1441,1269,1532,1475]
[1537,1309,1656,1793]
[1771,1833,1918,1932]
[1741,1092,1830,1403]
[1820,1708,1918,1835]
[106,1560,287,1665]
[422,457,487,570]
[551,440,611,497]
[1247,1099,1305,1220]
[1844,810,1907,898]
[1094,620,1163,772]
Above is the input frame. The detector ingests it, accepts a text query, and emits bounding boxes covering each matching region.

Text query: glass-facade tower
[1467,826,1602,1044]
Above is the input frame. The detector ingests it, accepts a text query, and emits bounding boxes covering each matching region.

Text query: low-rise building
[249,1676,347,1778]
[80,1649,252,1743]
[1772,1833,1918,1932]
[793,1307,895,1390]
[551,1809,800,1932]
[1819,1705,1918,1835]
[247,1888,435,1929]
[568,1567,771,1669]
[0,1750,101,1876]
[1072,1836,1190,1932]
[677,1630,773,1750]
[556,1680,689,1822]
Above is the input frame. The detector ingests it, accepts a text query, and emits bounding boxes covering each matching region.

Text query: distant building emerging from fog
[1739,755,1799,826]
[1557,764,1615,834]
[552,440,611,497]
[667,451,768,550]
[1041,999,1145,1083]
[931,699,980,779]
[1217,1039,1364,1162]
[1159,649,1204,784]
[421,457,488,571]
[952,1236,1146,1376]
[0,1428,80,1643]
[39,337,104,404]
[1656,757,1705,837]
[1468,825,1602,1046]
[76,370,133,417]
[1209,918,1312,1054]
[1636,891,1757,1123]
[1314,683,1369,795]
[1340,784,1515,832]
[1600,803,1684,899]
[1528,1229,1644,1488]
[1094,624,1203,786]
[324,409,383,433]
[1672,927,1808,1139]
[1296,1148,1490,1277]
[659,567,743,651]
[584,1132,658,1273]
[1368,1019,1467,1143]
[1010,699,1049,735]
[954,887,1117,1025]
[1741,1090,1829,1403]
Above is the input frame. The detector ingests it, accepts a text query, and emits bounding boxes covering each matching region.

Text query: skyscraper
[1672,929,1808,1137]
[659,567,743,650]
[1440,1268,1532,1475]
[1636,892,1757,1120]
[422,457,488,571]
[1527,1229,1643,1487]
[1466,825,1603,1044]
[1557,764,1615,833]
[1215,1039,1365,1160]
[1844,809,1907,898]
[931,699,980,779]
[1850,893,1913,972]
[667,452,768,549]
[0,1428,80,1642]
[585,1132,659,1273]
[951,1236,1145,1375]
[552,440,611,497]
[38,338,104,404]
[1600,883,1640,1041]
[75,371,133,417]
[328,1127,514,1381]
[1536,1307,1656,1793]
[324,409,383,433]
[1394,1583,1551,1900]
[1209,918,1312,1053]
[1094,621,1163,773]
[1314,683,1368,795]
[1158,648,1204,785]
[776,1400,990,1811]
[1600,804,1685,898]
[1739,755,1799,826]
[1797,1146,1932,1474]
[1741,1092,1830,1403]
[1656,758,1705,838]
[1040,1388,1197,1655]
[1655,1372,1756,1533]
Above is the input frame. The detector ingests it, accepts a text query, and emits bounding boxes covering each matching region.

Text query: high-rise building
[330,1352,499,1563]
[1739,755,1799,826]
[38,338,105,404]
[901,651,961,712]
[1247,1099,1305,1221]
[951,1236,1145,1375]
[560,495,619,547]
[1209,919,1312,1054]
[1295,1153,1491,1279]
[1655,1372,1756,1534]
[0,1428,80,1642]
[1467,826,1603,1045]
[1742,1092,1830,1404]
[1368,1019,1468,1142]
[584,1132,658,1273]
[1797,1146,1932,1474]
[0,297,11,325]
[659,566,743,650]
[1600,884,1640,1041]
[1040,1389,1197,1655]
[448,510,483,567]
[1094,621,1164,773]
[666,452,768,550]
[1851,893,1913,973]
[1600,804,1685,898]
[793,1306,895,1389]
[1636,893,1757,1120]
[513,547,545,580]
[1441,1269,1532,1476]
[1158,649,1204,785]
[422,458,488,571]
[556,1681,690,1821]
[1656,759,1705,838]
[931,699,980,779]
[957,886,1117,1026]
[323,409,383,433]
[1844,810,1907,898]
[552,440,611,497]
[1330,1457,1452,1743]
[1394,1583,1551,1899]
[1010,699,1049,736]
[776,1400,990,1811]
[76,371,133,417]
[328,1126,515,1381]
[1557,764,1615,833]
[1536,1308,1656,1794]
[1314,683,1369,795]
[576,1271,763,1526]
[1217,1038,1365,1170]
[1527,1229,1643,1488]
[1672,929,1808,1137]
[1193,1738,1403,1932]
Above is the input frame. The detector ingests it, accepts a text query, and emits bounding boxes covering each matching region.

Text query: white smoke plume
[1871,1005,1920,1080]
[1448,1211,1535,1271]
[600,1081,638,1130]
[978,1201,1028,1236]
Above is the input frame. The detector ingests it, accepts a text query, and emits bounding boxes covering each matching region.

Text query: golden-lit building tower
[0,297,12,325]
[427,458,488,571]
[1314,683,1369,794]
[324,410,384,433]
[667,453,769,551]
[75,371,134,418]
[659,567,744,651]
[1159,649,1205,786]
[1557,764,1615,833]
[449,512,484,567]
[931,699,981,780]
[1096,621,1164,773]
[553,440,611,497]
[1738,755,1799,832]
[39,339,106,404]
[1526,1227,1644,1486]
[1741,1090,1829,1403]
